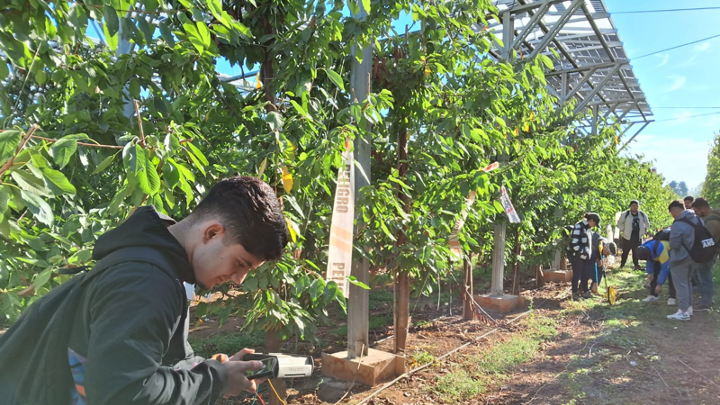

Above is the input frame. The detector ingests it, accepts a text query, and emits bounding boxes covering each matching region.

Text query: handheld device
[244,353,314,379]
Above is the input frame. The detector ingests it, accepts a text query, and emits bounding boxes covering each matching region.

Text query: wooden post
[462,254,474,320]
[490,219,507,297]
[346,0,373,360]
[265,330,286,405]
[535,265,545,287]
[394,126,410,354]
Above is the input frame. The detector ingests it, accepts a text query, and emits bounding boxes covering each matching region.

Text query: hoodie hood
[92,206,194,284]
[677,209,695,222]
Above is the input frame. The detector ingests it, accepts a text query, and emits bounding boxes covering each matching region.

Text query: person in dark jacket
[569,213,600,300]
[0,176,289,405]
[667,200,699,320]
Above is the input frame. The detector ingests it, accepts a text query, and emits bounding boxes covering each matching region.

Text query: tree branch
[0,124,39,178]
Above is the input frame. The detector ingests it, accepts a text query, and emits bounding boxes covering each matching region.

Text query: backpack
[674,217,716,263]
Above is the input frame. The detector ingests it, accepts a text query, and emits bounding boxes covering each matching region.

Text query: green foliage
[434,368,486,400]
[0,0,677,349]
[702,132,720,207]
[187,330,266,358]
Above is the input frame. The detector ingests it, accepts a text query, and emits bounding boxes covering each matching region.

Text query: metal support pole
[501,11,514,61]
[618,121,652,153]
[574,64,623,113]
[347,2,372,360]
[490,219,507,297]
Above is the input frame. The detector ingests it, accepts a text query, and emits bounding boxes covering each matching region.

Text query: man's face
[588,219,597,228]
[669,207,683,219]
[191,224,264,290]
[694,206,709,217]
[684,200,693,209]
[630,203,639,213]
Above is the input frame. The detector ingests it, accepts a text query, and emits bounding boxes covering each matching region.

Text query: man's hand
[655,285,662,294]
[222,348,263,397]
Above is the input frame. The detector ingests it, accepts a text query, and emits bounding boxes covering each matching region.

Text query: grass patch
[188,330,265,358]
[369,289,394,310]
[435,368,486,400]
[469,335,538,375]
[412,350,435,365]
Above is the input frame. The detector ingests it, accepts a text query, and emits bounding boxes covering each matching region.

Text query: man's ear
[202,223,225,244]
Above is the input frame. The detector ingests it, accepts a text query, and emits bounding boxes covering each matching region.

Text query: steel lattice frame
[485,0,652,139]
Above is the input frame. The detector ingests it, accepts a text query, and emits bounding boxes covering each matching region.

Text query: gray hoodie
[669,209,701,265]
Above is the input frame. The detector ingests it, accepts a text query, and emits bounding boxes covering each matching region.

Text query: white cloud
[676,54,699,68]
[665,75,687,92]
[655,52,669,67]
[626,134,711,189]
[694,42,712,52]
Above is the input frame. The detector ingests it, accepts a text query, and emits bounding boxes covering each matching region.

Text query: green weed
[434,368,486,400]
[412,350,435,365]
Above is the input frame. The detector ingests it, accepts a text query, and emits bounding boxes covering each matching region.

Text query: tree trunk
[265,329,286,405]
[462,254,474,320]
[536,265,545,287]
[394,271,410,353]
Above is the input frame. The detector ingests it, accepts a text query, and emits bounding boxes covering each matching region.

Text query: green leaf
[196,22,212,49]
[323,68,345,91]
[21,190,54,225]
[103,19,119,51]
[49,138,77,169]
[11,169,52,197]
[183,23,205,53]
[0,61,8,81]
[92,153,117,175]
[35,70,47,86]
[186,142,209,166]
[103,5,120,38]
[159,22,176,46]
[290,100,310,119]
[0,186,10,214]
[266,112,284,131]
[0,130,21,163]
[361,0,371,13]
[33,269,53,290]
[206,0,223,21]
[347,275,370,289]
[41,167,76,194]
[68,249,92,265]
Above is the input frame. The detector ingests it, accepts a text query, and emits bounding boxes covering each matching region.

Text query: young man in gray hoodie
[668,200,700,320]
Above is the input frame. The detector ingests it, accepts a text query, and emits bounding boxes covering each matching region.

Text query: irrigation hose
[353,287,571,405]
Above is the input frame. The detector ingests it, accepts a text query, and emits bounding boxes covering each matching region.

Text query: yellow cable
[267,379,287,405]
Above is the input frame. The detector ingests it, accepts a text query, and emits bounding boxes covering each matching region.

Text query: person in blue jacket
[636,236,676,305]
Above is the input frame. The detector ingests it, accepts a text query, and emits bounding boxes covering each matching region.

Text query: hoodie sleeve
[669,222,684,253]
[616,213,625,232]
[570,223,584,255]
[83,264,228,405]
[643,211,650,230]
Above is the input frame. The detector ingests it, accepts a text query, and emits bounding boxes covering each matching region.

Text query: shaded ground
[197,262,720,405]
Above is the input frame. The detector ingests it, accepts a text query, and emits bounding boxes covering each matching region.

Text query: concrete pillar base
[473,294,525,313]
[541,269,574,283]
[321,348,404,387]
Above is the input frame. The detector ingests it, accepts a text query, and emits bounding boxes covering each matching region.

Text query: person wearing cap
[616,200,650,270]
[569,213,601,300]
[690,197,720,311]
[636,237,676,305]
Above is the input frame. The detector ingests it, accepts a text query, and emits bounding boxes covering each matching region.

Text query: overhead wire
[650,111,720,123]
[613,7,720,14]
[633,33,720,59]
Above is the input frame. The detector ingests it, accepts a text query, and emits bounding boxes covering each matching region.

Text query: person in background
[569,213,601,300]
[690,198,719,311]
[667,200,700,320]
[617,200,650,270]
[684,196,695,210]
[636,237,676,305]
[589,232,617,295]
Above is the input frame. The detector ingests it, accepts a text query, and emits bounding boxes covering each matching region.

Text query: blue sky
[605,0,720,191]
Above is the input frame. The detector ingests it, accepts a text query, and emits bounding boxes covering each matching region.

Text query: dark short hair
[669,200,684,211]
[190,176,289,261]
[630,200,639,207]
[636,246,651,261]
[585,212,601,226]
[692,197,710,210]
[684,195,694,202]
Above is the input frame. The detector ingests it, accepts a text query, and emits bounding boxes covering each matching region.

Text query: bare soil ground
[197,264,720,405]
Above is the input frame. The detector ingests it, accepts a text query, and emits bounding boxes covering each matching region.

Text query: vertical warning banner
[500,186,521,223]
[326,140,355,298]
